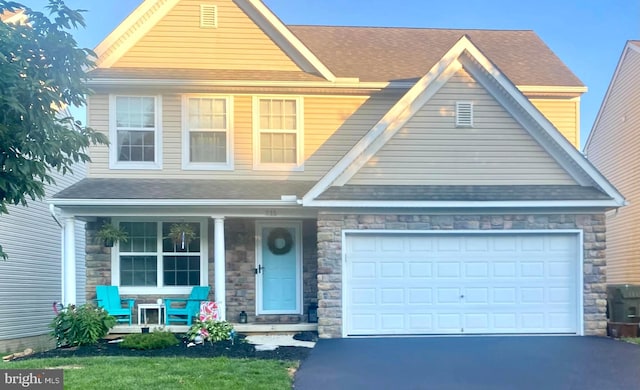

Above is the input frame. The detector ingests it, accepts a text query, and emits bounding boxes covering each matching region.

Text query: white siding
[586,46,640,284]
[348,69,576,185]
[0,164,86,344]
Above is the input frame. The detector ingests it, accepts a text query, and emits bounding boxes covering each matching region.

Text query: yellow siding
[586,47,640,284]
[348,69,576,186]
[87,92,400,180]
[530,98,579,148]
[112,0,301,71]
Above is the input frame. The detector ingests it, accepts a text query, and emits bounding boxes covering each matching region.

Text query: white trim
[302,35,625,207]
[517,85,587,94]
[94,0,181,68]
[181,94,234,171]
[63,217,77,305]
[109,94,163,170]
[255,221,303,315]
[111,218,209,295]
[252,96,304,171]
[213,217,226,321]
[341,229,584,337]
[585,41,640,151]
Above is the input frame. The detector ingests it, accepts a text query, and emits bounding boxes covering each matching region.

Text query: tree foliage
[0,0,107,259]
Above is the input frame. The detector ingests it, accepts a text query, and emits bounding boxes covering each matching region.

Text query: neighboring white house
[0,146,87,354]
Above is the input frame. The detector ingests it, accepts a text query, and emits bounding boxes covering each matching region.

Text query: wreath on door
[267,227,293,255]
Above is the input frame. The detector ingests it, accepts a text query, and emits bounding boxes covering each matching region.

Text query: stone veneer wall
[316,213,607,338]
[85,218,317,324]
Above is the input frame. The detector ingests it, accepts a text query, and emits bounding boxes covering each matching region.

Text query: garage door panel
[345,233,579,336]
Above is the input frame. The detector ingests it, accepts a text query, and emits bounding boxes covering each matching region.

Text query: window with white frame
[116,221,205,291]
[182,96,233,169]
[254,97,303,169]
[110,95,162,169]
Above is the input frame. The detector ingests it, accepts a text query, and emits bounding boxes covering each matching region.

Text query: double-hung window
[109,95,162,169]
[114,220,207,294]
[182,95,233,170]
[253,96,303,170]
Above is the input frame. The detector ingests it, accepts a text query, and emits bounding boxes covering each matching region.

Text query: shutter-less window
[456,101,473,127]
[200,5,218,28]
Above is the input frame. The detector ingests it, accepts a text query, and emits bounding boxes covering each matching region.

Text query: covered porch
[51,179,320,334]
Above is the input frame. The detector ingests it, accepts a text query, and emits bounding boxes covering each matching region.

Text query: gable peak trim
[94,0,180,68]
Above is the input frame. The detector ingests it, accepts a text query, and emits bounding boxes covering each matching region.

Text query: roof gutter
[49,198,302,207]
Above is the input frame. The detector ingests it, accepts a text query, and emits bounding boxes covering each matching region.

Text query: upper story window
[109,95,162,170]
[253,96,304,171]
[182,95,233,170]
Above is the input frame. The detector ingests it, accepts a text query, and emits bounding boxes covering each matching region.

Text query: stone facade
[85,218,317,324]
[316,213,607,338]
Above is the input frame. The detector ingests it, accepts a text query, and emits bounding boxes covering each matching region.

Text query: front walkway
[294,336,640,390]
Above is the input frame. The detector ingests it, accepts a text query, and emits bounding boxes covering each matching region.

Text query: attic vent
[200,5,218,28]
[456,101,473,127]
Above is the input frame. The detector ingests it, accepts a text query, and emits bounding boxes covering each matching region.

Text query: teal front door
[257,222,301,314]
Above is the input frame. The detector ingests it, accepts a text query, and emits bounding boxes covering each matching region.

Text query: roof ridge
[288,25,535,33]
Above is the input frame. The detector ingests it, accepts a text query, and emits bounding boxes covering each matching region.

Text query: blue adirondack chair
[165,286,210,325]
[95,285,135,325]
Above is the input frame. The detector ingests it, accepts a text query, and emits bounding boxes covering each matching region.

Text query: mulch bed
[15,334,312,362]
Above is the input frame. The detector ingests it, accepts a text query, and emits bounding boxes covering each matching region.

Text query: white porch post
[62,216,77,305]
[213,217,226,321]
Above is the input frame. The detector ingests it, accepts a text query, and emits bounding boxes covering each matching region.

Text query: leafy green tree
[0,0,107,259]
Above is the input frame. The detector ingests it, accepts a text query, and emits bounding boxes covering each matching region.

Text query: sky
[28,0,640,149]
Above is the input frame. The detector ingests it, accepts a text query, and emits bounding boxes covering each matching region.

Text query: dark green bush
[120,330,179,350]
[50,304,116,347]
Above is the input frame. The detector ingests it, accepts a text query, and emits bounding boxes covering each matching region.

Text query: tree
[0,0,108,259]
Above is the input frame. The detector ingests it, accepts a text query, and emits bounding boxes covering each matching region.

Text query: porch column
[62,216,77,305]
[213,217,226,321]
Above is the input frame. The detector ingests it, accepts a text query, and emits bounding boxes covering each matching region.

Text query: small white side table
[138,303,165,325]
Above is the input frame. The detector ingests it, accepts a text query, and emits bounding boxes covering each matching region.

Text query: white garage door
[344,232,580,336]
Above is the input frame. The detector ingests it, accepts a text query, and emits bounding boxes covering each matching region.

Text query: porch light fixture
[239,310,248,324]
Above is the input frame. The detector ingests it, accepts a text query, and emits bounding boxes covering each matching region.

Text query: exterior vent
[456,101,473,127]
[200,5,218,28]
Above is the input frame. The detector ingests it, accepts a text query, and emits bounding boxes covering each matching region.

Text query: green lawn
[622,338,640,345]
[1,356,297,389]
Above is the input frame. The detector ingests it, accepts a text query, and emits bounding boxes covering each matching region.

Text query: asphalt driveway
[294,336,640,390]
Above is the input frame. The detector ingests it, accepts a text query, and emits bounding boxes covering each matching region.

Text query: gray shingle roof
[53,179,316,200]
[89,26,583,87]
[316,185,611,201]
[290,26,583,86]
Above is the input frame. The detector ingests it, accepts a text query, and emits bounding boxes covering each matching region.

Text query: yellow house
[585,40,640,285]
[51,0,624,338]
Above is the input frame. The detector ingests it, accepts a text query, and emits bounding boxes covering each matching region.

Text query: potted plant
[167,223,196,249]
[96,222,129,247]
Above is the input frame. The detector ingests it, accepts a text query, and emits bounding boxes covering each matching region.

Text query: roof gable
[345,68,576,186]
[302,36,624,207]
[585,41,640,151]
[93,0,335,80]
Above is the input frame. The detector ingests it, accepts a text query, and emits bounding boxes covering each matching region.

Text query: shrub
[120,330,179,350]
[187,319,235,343]
[50,304,116,347]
